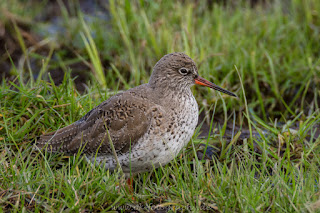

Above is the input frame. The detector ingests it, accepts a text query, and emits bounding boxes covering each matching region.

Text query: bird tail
[36,122,79,152]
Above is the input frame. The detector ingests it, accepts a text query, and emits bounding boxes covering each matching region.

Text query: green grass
[1,0,320,212]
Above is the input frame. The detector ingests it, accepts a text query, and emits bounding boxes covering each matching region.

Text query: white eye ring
[179,68,189,75]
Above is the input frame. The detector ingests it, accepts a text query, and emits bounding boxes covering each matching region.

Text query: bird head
[149,52,237,97]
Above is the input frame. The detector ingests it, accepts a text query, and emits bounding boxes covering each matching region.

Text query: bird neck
[149,78,191,94]
[148,82,193,105]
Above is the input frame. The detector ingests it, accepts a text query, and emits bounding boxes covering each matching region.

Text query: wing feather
[37,92,155,155]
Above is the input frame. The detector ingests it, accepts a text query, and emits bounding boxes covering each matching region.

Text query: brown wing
[36,92,155,155]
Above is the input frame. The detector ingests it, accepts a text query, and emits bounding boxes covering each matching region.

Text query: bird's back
[36,84,161,155]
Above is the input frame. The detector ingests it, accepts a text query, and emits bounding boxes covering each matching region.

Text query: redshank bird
[37,52,236,175]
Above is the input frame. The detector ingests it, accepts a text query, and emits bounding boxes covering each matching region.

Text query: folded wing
[36,92,155,155]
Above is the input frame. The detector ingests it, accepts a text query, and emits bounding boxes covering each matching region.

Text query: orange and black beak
[195,76,237,97]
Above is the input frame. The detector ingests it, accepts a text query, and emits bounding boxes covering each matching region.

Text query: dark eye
[179,68,189,75]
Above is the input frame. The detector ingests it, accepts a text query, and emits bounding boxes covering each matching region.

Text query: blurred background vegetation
[1,0,319,119]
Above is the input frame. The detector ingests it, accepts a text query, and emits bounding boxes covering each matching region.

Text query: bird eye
[179,68,189,75]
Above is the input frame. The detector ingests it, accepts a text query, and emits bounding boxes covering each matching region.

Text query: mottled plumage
[37,52,236,174]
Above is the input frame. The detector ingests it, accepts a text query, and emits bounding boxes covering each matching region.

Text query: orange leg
[126,177,134,192]
[126,177,135,200]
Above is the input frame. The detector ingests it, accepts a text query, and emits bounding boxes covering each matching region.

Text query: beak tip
[195,76,238,98]
[226,92,238,98]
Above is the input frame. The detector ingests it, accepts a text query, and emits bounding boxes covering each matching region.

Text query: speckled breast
[121,92,199,173]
